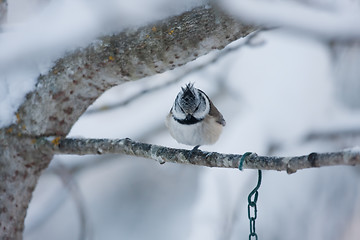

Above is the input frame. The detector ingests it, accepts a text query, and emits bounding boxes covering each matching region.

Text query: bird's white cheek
[172,105,186,120]
[173,111,186,120]
[193,111,206,120]
[193,95,209,119]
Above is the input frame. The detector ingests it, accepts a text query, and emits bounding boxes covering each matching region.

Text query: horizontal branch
[40,138,360,174]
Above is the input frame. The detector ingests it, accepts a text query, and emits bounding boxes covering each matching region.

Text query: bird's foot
[192,145,200,152]
[187,145,201,163]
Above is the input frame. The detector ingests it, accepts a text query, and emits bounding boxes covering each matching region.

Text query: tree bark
[0,4,255,239]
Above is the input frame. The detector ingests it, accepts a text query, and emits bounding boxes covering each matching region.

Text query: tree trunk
[0,134,53,239]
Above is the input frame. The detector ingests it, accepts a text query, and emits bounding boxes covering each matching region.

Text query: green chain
[239,152,262,239]
[247,169,262,239]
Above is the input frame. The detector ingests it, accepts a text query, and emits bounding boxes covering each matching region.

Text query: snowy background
[1,0,360,239]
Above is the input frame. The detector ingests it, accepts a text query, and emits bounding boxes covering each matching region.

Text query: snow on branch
[38,138,360,174]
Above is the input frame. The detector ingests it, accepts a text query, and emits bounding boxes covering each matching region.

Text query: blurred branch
[86,29,265,115]
[36,138,360,174]
[267,127,360,156]
[221,0,360,41]
[25,183,69,235]
[331,41,360,108]
[305,128,360,142]
[220,173,256,240]
[52,163,92,240]
[0,0,7,26]
[25,163,92,240]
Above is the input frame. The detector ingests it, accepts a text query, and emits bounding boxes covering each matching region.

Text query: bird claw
[192,145,200,152]
[187,145,201,162]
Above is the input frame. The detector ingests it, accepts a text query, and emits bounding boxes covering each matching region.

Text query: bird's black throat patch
[174,115,202,125]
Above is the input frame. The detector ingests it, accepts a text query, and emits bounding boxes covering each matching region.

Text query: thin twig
[53,163,92,240]
[35,138,360,174]
[304,128,360,142]
[0,0,7,27]
[24,180,69,234]
[26,162,93,239]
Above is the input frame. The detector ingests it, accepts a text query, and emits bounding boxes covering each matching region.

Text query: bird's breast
[166,114,223,146]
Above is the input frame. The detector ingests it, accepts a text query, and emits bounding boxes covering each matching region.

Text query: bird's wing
[209,100,226,126]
